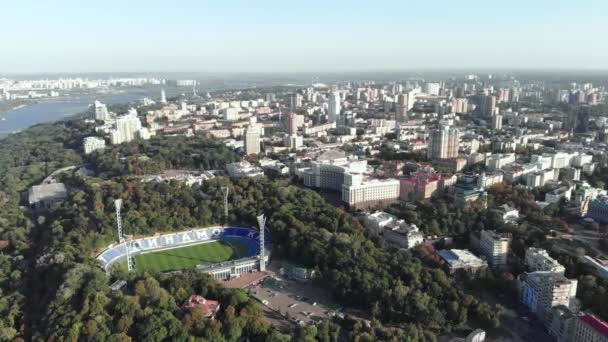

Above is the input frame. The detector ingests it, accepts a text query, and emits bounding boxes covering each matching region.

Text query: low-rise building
[582,256,608,281]
[226,161,264,178]
[545,186,573,204]
[438,249,488,275]
[28,183,68,210]
[83,136,106,154]
[492,204,519,223]
[364,211,398,231]
[382,222,423,249]
[525,247,565,274]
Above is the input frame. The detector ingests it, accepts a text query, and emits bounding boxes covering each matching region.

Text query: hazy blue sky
[3,0,608,73]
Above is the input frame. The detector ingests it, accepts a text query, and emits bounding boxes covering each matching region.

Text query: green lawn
[134,240,249,273]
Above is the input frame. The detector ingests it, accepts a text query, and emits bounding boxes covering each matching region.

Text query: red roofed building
[400,171,443,201]
[573,313,608,342]
[183,295,220,319]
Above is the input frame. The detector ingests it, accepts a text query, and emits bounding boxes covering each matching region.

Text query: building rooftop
[438,249,486,268]
[28,183,68,205]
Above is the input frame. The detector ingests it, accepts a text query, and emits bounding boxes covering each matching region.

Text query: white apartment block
[94,100,111,122]
[520,271,578,322]
[486,153,516,170]
[526,168,557,188]
[83,136,106,154]
[243,125,261,155]
[110,113,143,145]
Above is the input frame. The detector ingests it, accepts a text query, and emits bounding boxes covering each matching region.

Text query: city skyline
[3,0,608,73]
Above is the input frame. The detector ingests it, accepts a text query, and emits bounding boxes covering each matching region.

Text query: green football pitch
[134,240,249,273]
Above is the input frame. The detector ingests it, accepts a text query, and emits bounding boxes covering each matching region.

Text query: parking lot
[250,274,339,326]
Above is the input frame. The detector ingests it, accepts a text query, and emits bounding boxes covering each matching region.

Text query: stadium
[96,226,270,280]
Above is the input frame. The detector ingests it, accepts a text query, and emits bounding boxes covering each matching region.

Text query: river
[0,86,182,138]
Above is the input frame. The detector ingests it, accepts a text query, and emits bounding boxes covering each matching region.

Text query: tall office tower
[286,112,298,135]
[492,114,503,130]
[478,94,496,117]
[160,88,167,104]
[244,124,261,155]
[480,230,512,270]
[569,105,591,133]
[427,127,460,159]
[396,93,409,122]
[111,113,142,144]
[94,100,110,122]
[328,92,341,123]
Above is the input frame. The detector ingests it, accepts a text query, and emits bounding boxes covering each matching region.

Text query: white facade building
[328,92,341,123]
[83,136,106,154]
[110,113,142,144]
[342,173,400,209]
[94,100,111,122]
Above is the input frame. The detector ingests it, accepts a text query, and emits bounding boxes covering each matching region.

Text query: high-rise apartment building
[478,95,496,117]
[328,92,341,123]
[160,88,167,104]
[451,98,468,113]
[427,127,459,159]
[244,124,261,155]
[396,93,409,122]
[94,100,110,122]
[480,230,511,270]
[286,112,299,135]
[110,112,142,145]
[492,114,503,130]
[520,271,578,321]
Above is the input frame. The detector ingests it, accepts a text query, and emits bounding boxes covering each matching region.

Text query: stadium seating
[96,226,269,271]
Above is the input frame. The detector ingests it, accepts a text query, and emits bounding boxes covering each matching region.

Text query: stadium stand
[97,226,269,271]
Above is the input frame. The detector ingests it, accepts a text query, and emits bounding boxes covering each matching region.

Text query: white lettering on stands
[195,230,208,239]
[182,233,191,243]
[164,235,174,245]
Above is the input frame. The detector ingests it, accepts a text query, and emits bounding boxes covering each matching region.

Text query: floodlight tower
[221,187,229,224]
[115,199,133,272]
[257,214,266,272]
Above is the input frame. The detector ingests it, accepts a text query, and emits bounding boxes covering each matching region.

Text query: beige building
[243,125,261,155]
